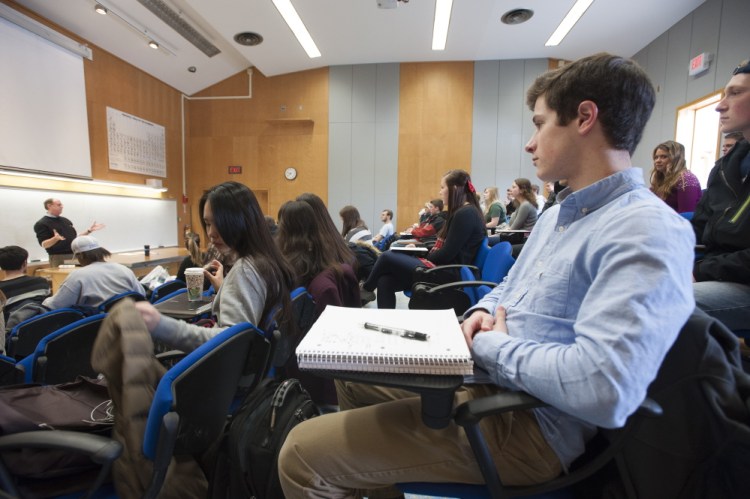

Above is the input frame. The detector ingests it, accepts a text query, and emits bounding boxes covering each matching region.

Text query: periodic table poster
[106,107,166,177]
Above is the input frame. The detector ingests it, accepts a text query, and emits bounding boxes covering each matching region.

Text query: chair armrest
[454,391,547,427]
[0,431,122,498]
[451,393,663,498]
[424,280,499,295]
[417,264,479,276]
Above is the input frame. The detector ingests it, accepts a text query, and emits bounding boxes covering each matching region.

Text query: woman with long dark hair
[135,181,294,352]
[339,205,372,244]
[296,193,356,267]
[361,169,485,309]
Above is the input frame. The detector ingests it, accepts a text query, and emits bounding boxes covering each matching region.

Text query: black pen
[364,322,429,341]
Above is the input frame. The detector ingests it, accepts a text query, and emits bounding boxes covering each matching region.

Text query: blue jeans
[362,250,426,309]
[693,281,750,331]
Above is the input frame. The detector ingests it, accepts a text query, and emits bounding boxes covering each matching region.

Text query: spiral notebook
[296,306,473,375]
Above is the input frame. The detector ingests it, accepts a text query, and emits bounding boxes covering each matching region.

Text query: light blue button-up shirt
[468,168,695,469]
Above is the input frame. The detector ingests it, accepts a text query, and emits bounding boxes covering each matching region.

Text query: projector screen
[0,16,92,178]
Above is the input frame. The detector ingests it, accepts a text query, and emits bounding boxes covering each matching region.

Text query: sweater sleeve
[427,206,482,265]
[509,202,533,230]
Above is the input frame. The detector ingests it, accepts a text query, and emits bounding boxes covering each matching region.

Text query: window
[675,92,722,188]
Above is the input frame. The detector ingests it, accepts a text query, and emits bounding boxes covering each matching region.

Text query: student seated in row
[360,169,485,309]
[0,245,50,323]
[278,52,695,498]
[42,236,143,311]
[134,181,294,352]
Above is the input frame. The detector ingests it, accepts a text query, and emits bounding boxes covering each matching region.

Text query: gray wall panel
[471,61,501,192]
[686,0,721,102]
[352,65,377,123]
[329,65,352,124]
[329,63,399,232]
[328,122,353,227]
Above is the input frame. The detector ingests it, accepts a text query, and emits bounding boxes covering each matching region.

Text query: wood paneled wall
[397,62,474,227]
[186,68,329,229]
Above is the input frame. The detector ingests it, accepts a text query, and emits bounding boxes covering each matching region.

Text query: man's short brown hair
[526,53,655,155]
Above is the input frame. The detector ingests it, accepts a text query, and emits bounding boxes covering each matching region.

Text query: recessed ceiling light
[148,40,159,50]
[272,0,321,58]
[94,4,108,15]
[234,32,264,47]
[546,0,594,46]
[501,8,533,25]
[432,0,453,51]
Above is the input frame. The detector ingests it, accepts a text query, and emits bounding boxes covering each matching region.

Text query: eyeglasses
[732,59,750,75]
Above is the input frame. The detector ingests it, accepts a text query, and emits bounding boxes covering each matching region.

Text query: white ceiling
[12,0,705,96]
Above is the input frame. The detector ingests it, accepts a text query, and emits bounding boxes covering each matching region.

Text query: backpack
[210,377,321,498]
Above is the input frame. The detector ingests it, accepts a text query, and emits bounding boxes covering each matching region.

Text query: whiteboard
[0,187,178,262]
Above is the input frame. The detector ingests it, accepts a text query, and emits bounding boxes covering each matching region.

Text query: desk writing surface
[154,292,214,320]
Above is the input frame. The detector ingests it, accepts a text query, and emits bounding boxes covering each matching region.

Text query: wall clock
[284,167,297,180]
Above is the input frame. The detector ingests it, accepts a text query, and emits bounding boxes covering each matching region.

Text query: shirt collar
[555,168,645,225]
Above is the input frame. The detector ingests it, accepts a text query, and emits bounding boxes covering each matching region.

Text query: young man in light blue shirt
[279,53,695,498]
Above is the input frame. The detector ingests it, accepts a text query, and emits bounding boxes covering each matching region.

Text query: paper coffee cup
[184,267,204,302]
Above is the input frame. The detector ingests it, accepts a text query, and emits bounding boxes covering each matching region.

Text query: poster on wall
[106,106,166,177]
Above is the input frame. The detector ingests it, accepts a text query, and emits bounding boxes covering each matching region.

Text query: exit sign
[228,165,242,174]
[689,53,710,76]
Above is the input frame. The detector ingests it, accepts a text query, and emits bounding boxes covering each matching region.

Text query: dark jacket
[613,309,750,498]
[692,139,750,284]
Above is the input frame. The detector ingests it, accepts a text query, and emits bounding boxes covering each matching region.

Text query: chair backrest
[472,237,491,271]
[100,291,147,312]
[150,279,186,303]
[481,241,515,283]
[19,314,107,384]
[7,308,86,360]
[271,287,316,369]
[142,322,270,459]
[458,266,481,305]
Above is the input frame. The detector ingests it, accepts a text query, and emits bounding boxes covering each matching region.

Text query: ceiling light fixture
[546,0,594,47]
[148,40,159,49]
[94,4,108,15]
[136,0,221,58]
[93,0,175,56]
[272,0,321,58]
[432,0,453,51]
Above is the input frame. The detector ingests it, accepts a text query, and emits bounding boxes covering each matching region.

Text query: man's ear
[577,100,598,135]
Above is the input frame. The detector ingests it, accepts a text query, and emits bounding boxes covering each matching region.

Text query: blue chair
[679,211,694,221]
[16,314,107,384]
[6,308,86,360]
[0,322,271,498]
[99,291,147,312]
[149,279,186,303]
[438,241,515,305]
[406,237,491,304]
[410,240,513,315]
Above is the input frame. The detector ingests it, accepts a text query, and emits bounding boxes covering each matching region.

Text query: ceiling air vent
[136,0,220,57]
[501,8,534,26]
[234,32,263,47]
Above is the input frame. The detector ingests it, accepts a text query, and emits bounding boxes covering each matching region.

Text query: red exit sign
[228,165,243,174]
[689,53,710,76]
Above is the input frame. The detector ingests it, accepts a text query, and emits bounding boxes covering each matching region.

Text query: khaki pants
[48,254,74,268]
[278,381,561,499]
